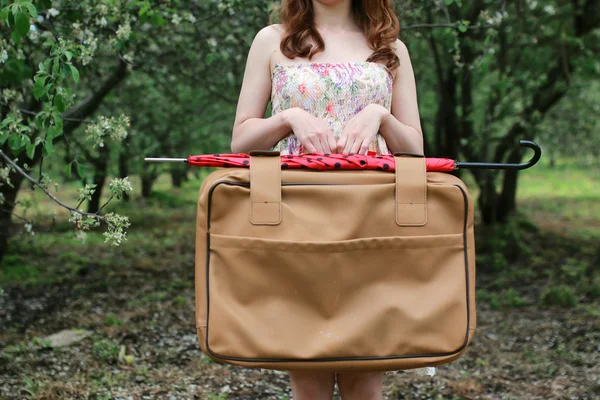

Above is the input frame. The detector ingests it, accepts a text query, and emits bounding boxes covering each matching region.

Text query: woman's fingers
[303,141,318,154]
[336,136,347,154]
[318,134,331,154]
[311,136,325,153]
[349,137,363,155]
[326,131,338,154]
[343,135,358,154]
[358,137,371,155]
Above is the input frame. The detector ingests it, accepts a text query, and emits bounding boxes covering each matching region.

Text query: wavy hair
[271,0,401,71]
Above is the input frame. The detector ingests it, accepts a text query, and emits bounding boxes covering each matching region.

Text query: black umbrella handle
[456,140,541,170]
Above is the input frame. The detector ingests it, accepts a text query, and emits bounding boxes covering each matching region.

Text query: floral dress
[270,62,393,155]
[269,61,436,377]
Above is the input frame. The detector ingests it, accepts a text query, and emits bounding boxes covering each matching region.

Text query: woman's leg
[289,370,336,400]
[335,371,384,400]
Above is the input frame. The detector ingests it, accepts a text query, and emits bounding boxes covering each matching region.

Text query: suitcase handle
[249,151,282,225]
[394,154,427,226]
[247,150,428,227]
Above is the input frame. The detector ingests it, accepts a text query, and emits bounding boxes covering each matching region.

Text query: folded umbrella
[145,140,541,172]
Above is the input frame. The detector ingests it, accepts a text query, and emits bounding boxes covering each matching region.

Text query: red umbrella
[186,152,455,172]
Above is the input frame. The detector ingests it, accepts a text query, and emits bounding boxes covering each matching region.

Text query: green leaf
[52,57,60,76]
[55,93,66,112]
[54,114,63,131]
[458,24,467,32]
[11,29,22,44]
[47,125,62,140]
[43,138,55,156]
[25,2,37,18]
[8,133,23,151]
[139,3,150,16]
[206,53,214,65]
[0,131,9,146]
[33,76,46,100]
[151,13,165,26]
[0,8,9,24]
[76,163,86,179]
[26,141,36,159]
[65,162,73,179]
[6,11,15,28]
[69,65,80,84]
[14,12,30,38]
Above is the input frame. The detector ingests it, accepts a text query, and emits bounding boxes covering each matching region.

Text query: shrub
[540,285,578,308]
[92,339,119,363]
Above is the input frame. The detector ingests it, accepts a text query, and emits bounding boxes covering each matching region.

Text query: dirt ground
[0,214,598,400]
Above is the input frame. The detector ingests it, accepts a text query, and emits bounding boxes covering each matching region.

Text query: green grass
[517,159,600,239]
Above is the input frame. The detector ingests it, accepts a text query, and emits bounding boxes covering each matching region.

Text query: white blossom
[24,223,35,236]
[116,21,132,40]
[0,166,10,185]
[96,16,107,27]
[76,229,88,243]
[47,8,60,17]
[0,50,7,64]
[171,13,182,25]
[28,25,40,42]
[96,4,108,15]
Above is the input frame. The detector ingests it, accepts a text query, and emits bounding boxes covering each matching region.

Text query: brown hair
[271,0,401,71]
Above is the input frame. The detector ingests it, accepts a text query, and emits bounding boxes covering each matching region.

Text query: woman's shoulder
[393,38,409,59]
[389,38,409,80]
[254,23,285,43]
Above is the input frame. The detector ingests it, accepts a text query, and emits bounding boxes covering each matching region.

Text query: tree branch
[0,149,109,223]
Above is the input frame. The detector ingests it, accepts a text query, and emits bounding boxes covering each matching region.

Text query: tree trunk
[141,175,155,198]
[87,145,109,214]
[170,165,187,188]
[0,149,26,265]
[141,165,158,198]
[118,136,131,202]
[497,145,523,222]
[478,170,498,226]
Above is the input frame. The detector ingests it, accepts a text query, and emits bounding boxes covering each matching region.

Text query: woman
[230,0,425,398]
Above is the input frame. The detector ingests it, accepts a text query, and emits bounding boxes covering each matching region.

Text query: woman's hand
[336,104,389,155]
[281,107,337,153]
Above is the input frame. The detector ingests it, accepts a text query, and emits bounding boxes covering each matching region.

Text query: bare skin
[230,1,424,398]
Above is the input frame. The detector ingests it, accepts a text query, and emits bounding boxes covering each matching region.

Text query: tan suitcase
[194,151,476,372]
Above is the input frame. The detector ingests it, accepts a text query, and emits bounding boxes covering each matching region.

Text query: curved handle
[456,140,542,170]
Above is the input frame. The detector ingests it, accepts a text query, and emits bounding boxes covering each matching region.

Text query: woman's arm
[378,39,424,155]
[230,26,292,154]
[230,25,337,154]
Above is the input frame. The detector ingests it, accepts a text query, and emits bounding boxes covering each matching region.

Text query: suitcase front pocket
[205,232,471,363]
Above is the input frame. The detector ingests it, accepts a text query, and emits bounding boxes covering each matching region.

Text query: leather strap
[394,154,428,226]
[249,151,282,225]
